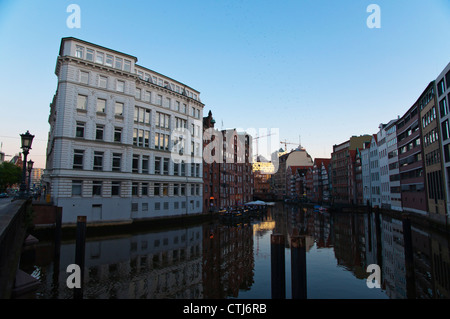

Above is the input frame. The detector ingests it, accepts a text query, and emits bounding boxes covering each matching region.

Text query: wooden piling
[74,216,86,299]
[270,233,285,299]
[291,235,307,299]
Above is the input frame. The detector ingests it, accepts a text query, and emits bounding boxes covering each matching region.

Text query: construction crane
[280,139,301,151]
[253,132,274,159]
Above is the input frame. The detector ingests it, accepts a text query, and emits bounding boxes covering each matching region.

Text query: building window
[80,71,89,84]
[72,180,82,196]
[99,76,107,89]
[86,49,94,61]
[116,80,125,92]
[163,158,169,175]
[133,129,138,146]
[76,122,85,138]
[77,94,87,110]
[105,54,113,67]
[442,120,450,141]
[115,57,123,70]
[144,131,150,148]
[155,157,161,174]
[156,94,162,106]
[124,59,131,72]
[111,181,121,196]
[132,182,138,196]
[95,125,104,140]
[96,98,106,113]
[93,152,104,171]
[438,79,445,97]
[132,154,139,173]
[155,202,161,210]
[440,97,448,118]
[142,183,148,196]
[112,153,122,172]
[75,45,84,58]
[115,102,123,116]
[92,181,102,196]
[114,127,122,142]
[96,51,104,64]
[174,184,179,196]
[142,156,149,174]
[73,149,84,169]
[156,112,170,129]
[162,183,169,196]
[165,97,171,108]
[144,91,151,103]
[154,183,161,196]
[135,88,141,100]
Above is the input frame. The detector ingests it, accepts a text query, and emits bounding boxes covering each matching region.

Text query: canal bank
[31,202,218,240]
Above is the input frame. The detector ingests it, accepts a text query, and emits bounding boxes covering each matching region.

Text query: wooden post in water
[74,216,86,299]
[52,207,62,298]
[291,233,307,299]
[402,213,416,299]
[270,233,285,299]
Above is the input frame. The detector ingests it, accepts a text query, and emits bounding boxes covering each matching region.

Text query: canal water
[20,202,450,299]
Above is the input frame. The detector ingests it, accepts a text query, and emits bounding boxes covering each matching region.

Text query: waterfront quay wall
[0,199,31,299]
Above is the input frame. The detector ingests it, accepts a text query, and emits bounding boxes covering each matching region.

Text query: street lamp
[19,131,34,198]
[27,159,34,193]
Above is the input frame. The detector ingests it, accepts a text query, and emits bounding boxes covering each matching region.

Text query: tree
[0,162,22,192]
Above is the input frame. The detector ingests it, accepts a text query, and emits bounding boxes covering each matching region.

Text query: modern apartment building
[419,81,446,218]
[44,37,204,225]
[436,62,450,221]
[369,134,381,207]
[396,87,427,215]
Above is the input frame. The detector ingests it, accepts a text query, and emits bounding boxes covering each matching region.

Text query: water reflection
[281,204,450,299]
[21,203,450,299]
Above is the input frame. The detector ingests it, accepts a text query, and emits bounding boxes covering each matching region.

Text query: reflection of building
[202,223,255,298]
[35,226,204,298]
[44,37,204,225]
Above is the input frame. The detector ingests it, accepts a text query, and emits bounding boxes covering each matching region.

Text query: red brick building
[203,111,254,211]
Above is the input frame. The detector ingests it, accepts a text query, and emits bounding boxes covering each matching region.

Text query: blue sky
[0,0,449,168]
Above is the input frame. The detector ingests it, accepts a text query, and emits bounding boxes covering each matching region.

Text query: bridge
[0,199,39,298]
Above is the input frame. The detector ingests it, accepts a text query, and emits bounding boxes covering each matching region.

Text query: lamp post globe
[19,131,34,198]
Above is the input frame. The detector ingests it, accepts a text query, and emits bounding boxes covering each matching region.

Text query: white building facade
[385,119,402,211]
[44,37,204,225]
[369,135,381,207]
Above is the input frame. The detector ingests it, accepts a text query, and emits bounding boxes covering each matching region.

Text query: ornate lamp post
[19,131,34,198]
[27,159,34,193]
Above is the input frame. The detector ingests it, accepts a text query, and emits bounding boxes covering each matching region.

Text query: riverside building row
[329,62,450,225]
[44,37,205,225]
